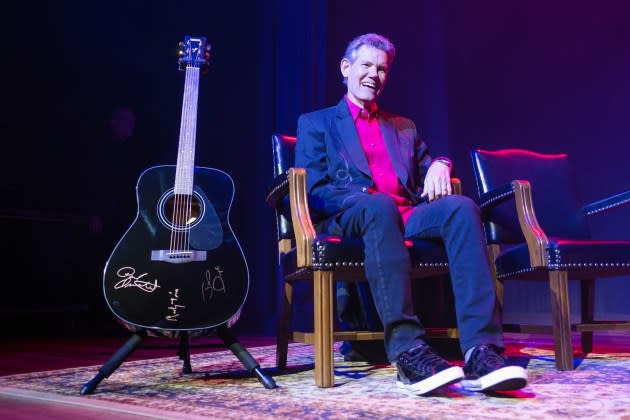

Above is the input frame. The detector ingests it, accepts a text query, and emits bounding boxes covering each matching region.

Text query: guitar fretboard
[174,65,200,195]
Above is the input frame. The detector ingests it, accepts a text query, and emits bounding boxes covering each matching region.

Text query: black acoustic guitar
[103,36,249,337]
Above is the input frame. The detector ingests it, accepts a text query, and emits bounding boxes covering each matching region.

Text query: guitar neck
[174,66,201,195]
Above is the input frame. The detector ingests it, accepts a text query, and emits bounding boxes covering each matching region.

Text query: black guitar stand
[80,325,277,395]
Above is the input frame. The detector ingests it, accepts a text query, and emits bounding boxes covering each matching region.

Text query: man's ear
[340,58,350,78]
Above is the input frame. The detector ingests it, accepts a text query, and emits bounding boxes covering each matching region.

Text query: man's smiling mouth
[362,81,377,90]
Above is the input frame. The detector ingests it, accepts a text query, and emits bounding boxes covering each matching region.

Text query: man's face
[341,45,390,108]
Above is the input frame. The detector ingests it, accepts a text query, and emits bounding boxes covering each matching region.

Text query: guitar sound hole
[159,191,204,231]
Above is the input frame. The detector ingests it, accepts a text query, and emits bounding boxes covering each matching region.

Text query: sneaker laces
[474,344,506,371]
[401,345,449,373]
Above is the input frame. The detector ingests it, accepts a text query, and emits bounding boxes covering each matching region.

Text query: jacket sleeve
[399,117,432,199]
[415,135,432,190]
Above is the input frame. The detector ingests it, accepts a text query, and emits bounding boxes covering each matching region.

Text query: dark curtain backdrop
[2,0,629,337]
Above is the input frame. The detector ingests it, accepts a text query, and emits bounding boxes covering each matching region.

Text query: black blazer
[296,97,434,224]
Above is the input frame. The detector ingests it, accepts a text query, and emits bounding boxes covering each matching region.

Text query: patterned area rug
[1,336,630,419]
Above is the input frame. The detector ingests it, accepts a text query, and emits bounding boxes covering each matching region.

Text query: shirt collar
[345,95,378,122]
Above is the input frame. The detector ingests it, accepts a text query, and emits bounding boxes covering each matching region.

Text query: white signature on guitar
[201,266,226,302]
[166,288,185,322]
[114,267,160,293]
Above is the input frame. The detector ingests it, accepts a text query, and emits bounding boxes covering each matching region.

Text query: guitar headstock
[177,36,211,72]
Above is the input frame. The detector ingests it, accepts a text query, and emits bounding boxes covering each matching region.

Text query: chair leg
[580,279,595,354]
[276,281,293,370]
[548,270,574,370]
[313,270,334,388]
[487,244,504,307]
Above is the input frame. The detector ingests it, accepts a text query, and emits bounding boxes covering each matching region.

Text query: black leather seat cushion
[496,238,630,279]
[281,233,449,278]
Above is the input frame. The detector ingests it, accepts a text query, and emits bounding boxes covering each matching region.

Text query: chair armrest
[265,172,289,209]
[477,182,516,212]
[451,178,462,195]
[479,180,549,268]
[511,180,549,267]
[582,190,630,216]
[288,168,316,268]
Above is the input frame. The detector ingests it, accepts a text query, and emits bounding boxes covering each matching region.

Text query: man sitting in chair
[295,33,527,395]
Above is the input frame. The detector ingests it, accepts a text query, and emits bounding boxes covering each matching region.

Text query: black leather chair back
[471,148,590,244]
[271,133,297,241]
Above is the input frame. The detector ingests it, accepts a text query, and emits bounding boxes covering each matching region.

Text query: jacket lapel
[334,99,371,177]
[380,115,409,186]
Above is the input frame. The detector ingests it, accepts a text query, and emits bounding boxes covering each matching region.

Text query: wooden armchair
[471,148,630,370]
[266,133,460,387]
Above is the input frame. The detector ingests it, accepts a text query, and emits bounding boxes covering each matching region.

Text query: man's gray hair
[343,33,396,64]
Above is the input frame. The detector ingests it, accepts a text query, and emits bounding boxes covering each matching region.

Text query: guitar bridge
[151,250,207,263]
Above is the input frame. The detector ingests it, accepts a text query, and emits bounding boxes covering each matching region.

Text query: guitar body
[103,165,249,337]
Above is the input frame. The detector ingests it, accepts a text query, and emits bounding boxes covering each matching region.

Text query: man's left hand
[421,161,452,202]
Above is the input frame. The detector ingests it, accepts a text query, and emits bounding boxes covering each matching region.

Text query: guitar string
[179,65,194,255]
[174,69,185,255]
[170,65,184,255]
[184,66,199,254]
[176,65,189,255]
[171,63,192,255]
[171,62,199,256]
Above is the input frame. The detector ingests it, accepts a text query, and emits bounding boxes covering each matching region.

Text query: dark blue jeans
[326,192,503,361]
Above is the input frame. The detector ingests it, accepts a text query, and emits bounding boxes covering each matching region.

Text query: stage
[1,332,629,419]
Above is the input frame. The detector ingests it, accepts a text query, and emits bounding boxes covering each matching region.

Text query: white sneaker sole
[396,366,464,395]
[461,365,528,392]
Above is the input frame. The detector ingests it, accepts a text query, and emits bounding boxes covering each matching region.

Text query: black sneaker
[395,344,464,395]
[461,344,527,392]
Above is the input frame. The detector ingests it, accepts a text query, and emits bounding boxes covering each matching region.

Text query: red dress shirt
[345,96,415,223]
